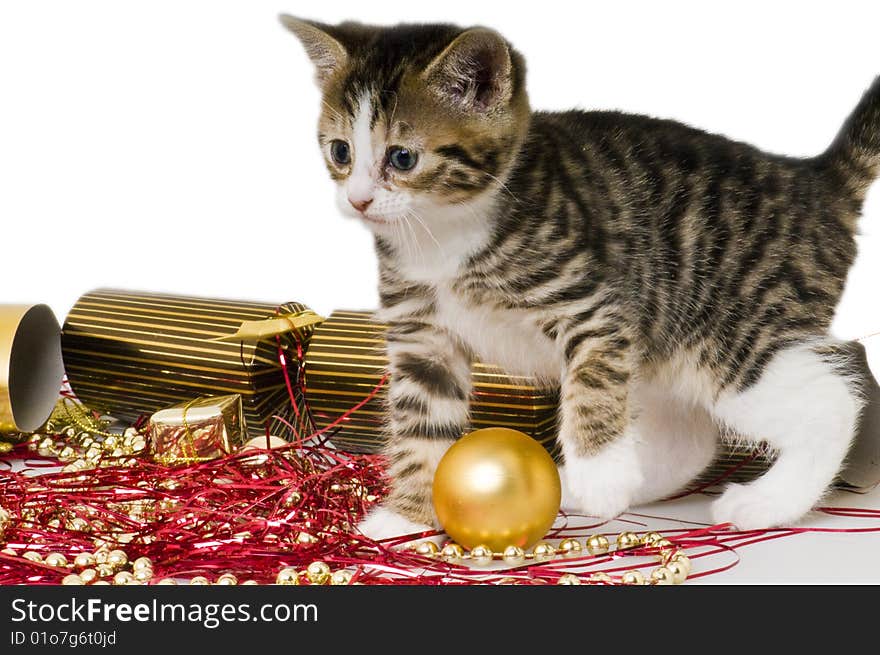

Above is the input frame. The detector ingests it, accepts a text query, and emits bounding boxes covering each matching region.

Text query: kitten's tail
[820,76,880,201]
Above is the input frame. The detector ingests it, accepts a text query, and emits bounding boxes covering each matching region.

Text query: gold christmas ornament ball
[432,427,561,552]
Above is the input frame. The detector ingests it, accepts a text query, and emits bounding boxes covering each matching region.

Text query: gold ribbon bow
[214,309,324,343]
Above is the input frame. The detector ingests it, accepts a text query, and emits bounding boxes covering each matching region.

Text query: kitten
[281,16,880,534]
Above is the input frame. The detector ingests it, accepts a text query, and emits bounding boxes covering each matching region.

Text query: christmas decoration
[149,394,247,465]
[432,427,561,551]
[61,289,320,440]
[411,530,691,584]
[0,304,64,435]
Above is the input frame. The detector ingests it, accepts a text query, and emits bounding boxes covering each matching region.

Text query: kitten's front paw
[563,439,643,520]
[357,506,444,546]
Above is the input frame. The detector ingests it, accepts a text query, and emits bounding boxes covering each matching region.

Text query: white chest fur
[433,284,563,383]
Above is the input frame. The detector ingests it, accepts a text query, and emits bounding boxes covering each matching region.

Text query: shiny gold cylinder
[0,304,64,435]
[61,289,315,440]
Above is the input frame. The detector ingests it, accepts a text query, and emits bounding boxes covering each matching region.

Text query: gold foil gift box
[303,310,559,454]
[0,304,65,438]
[150,394,246,465]
[61,289,320,440]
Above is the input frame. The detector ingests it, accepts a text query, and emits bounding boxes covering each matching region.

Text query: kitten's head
[281,16,529,236]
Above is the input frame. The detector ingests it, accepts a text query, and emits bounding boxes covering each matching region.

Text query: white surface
[1,1,880,582]
[608,489,880,584]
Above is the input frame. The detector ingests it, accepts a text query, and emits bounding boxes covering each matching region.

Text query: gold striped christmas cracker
[304,310,559,454]
[306,312,880,491]
[61,289,316,439]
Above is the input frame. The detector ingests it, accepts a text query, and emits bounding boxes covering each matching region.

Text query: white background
[2,1,880,582]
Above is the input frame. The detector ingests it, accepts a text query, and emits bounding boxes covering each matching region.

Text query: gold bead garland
[20,400,148,472]
[10,541,359,586]
[411,530,692,585]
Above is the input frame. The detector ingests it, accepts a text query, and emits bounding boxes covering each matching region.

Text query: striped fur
[283,16,880,531]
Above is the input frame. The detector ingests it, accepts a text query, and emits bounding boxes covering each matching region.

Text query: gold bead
[666,560,688,584]
[414,541,440,557]
[532,542,556,561]
[589,572,612,584]
[306,561,331,585]
[0,441,14,454]
[616,532,640,550]
[132,556,153,572]
[74,552,96,568]
[103,436,118,450]
[92,580,110,586]
[107,550,128,568]
[44,553,68,568]
[216,573,238,585]
[642,531,663,546]
[58,446,76,462]
[558,538,583,557]
[189,576,210,586]
[276,568,300,585]
[23,551,43,562]
[440,543,465,562]
[134,569,153,583]
[113,571,134,585]
[330,570,353,586]
[296,532,317,544]
[62,574,83,585]
[586,535,610,555]
[469,544,494,566]
[621,570,647,585]
[282,491,302,508]
[655,538,673,549]
[557,573,582,585]
[241,580,258,586]
[97,564,114,578]
[502,545,525,565]
[651,566,674,585]
[671,553,691,575]
[156,578,178,585]
[69,518,90,532]
[94,550,109,565]
[80,569,98,584]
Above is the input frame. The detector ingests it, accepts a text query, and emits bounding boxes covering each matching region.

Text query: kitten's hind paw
[357,506,444,547]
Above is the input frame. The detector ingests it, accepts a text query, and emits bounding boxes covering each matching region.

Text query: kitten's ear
[279,15,348,87]
[422,28,513,112]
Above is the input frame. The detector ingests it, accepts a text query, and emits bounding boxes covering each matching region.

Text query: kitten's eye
[388,146,418,171]
[330,140,351,166]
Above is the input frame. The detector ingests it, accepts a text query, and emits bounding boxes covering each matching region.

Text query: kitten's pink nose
[349,196,373,213]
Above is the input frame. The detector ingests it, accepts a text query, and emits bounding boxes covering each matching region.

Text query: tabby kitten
[281,16,880,534]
